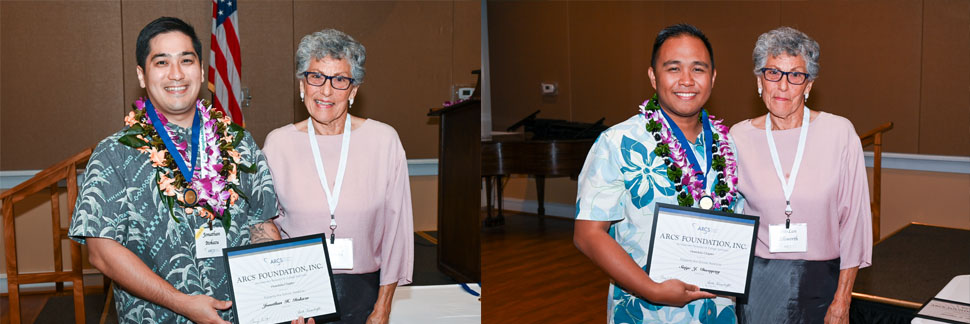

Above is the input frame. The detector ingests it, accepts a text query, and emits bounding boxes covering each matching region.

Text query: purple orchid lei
[639,95,739,212]
[120,97,254,228]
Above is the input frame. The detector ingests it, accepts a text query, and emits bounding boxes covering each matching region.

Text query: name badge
[195,225,228,259]
[768,223,808,253]
[326,238,354,270]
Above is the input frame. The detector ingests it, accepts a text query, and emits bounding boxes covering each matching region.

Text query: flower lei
[119,98,256,228]
[639,94,739,212]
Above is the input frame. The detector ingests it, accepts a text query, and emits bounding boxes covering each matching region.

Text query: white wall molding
[0,170,41,190]
[406,158,439,176]
[0,269,104,294]
[498,152,970,219]
[5,152,967,189]
[0,159,439,190]
[864,152,969,174]
[500,197,575,219]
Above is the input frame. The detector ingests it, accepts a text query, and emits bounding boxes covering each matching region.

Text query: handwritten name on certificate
[225,235,339,324]
[647,204,759,298]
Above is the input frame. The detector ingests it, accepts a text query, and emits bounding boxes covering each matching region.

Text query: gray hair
[295,29,366,84]
[752,26,820,79]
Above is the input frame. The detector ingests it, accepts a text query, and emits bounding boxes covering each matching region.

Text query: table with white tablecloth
[389,284,481,323]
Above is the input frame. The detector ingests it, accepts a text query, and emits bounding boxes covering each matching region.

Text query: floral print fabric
[576,114,743,324]
[69,122,277,323]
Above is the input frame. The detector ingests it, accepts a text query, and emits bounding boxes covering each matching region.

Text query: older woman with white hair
[730,26,872,323]
[263,29,413,324]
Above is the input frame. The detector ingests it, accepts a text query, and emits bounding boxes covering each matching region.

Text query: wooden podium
[428,99,481,283]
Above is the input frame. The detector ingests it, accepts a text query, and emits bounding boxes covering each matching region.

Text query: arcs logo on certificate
[646,203,759,298]
[224,234,340,323]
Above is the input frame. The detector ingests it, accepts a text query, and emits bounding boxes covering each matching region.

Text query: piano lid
[505,110,608,141]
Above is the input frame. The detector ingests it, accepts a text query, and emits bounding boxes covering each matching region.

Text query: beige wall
[500,167,970,241]
[1,1,126,169]
[876,169,970,236]
[488,0,970,156]
[0,175,437,276]
[1,0,480,170]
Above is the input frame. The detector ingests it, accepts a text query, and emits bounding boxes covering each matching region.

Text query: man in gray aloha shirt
[69,17,282,324]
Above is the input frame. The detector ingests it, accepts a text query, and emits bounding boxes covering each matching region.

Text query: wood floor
[483,211,611,324]
[1,290,70,324]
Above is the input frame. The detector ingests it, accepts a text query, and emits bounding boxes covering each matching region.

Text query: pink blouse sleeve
[261,129,291,237]
[837,124,873,269]
[379,136,414,286]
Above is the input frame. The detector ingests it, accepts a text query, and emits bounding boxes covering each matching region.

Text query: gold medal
[184,188,198,206]
[699,195,714,210]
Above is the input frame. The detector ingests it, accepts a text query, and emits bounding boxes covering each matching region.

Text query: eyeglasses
[760,68,811,85]
[303,72,356,90]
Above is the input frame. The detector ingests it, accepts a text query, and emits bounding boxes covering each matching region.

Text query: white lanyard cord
[307,115,352,243]
[764,106,810,228]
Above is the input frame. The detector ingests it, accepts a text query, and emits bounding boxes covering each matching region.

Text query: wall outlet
[541,82,557,96]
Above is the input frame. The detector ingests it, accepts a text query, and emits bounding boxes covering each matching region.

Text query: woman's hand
[366,283,397,324]
[824,298,849,324]
[366,308,391,324]
[826,267,858,324]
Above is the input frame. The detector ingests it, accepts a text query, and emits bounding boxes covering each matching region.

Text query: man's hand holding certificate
[224,234,340,324]
[646,204,759,298]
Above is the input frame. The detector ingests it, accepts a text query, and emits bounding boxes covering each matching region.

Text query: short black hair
[135,17,203,70]
[650,23,715,70]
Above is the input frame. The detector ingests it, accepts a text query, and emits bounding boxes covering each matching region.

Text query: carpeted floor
[34,232,454,323]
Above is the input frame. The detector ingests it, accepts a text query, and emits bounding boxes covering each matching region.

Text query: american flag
[208,0,243,125]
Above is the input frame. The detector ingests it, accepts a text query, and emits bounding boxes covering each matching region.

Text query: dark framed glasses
[303,71,356,90]
[760,68,811,85]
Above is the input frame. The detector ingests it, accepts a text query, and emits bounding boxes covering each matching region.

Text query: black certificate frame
[646,203,759,299]
[915,298,970,324]
[223,233,340,324]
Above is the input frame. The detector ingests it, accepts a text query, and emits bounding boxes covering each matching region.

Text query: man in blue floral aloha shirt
[574,24,745,324]
[69,17,284,324]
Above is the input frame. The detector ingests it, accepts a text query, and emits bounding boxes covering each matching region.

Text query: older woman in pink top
[263,29,413,324]
[729,27,872,324]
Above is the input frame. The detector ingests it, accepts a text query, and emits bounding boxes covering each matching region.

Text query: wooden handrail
[859,122,894,147]
[2,145,94,324]
[859,122,893,243]
[0,146,94,201]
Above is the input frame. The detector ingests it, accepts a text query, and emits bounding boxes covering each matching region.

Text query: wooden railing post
[3,196,21,324]
[68,163,86,324]
[51,183,65,293]
[859,122,893,243]
[872,132,883,241]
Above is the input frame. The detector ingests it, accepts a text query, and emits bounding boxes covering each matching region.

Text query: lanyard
[145,99,200,182]
[658,108,713,190]
[764,106,810,228]
[307,116,352,243]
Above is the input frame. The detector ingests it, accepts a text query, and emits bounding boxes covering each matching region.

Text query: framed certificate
[915,298,970,324]
[224,234,340,324]
[646,203,759,298]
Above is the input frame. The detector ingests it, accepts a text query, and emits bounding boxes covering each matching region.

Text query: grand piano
[481,111,606,226]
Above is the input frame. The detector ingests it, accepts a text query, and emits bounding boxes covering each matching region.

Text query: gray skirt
[740,257,839,324]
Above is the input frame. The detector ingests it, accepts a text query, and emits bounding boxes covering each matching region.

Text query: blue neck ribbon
[144,99,200,183]
[658,104,713,190]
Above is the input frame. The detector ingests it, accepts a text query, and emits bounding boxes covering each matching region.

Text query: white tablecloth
[389,284,481,324]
